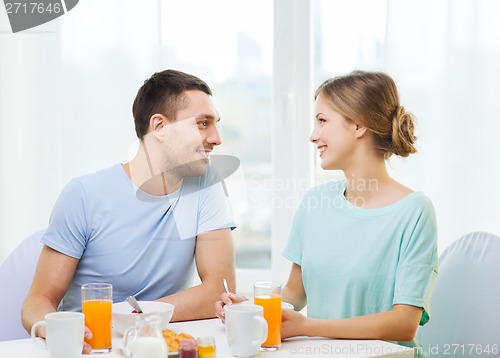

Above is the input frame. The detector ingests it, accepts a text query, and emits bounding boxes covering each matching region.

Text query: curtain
[0,0,161,261]
[385,0,500,251]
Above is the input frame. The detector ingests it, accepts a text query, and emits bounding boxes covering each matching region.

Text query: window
[312,0,388,185]
[161,1,274,284]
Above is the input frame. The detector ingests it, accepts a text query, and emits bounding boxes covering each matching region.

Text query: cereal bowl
[112,301,174,335]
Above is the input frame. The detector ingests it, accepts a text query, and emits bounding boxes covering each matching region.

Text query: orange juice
[198,345,216,358]
[254,294,282,348]
[197,336,216,358]
[82,299,112,350]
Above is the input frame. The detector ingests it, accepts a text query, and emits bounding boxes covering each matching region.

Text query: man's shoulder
[64,163,125,197]
[72,163,123,185]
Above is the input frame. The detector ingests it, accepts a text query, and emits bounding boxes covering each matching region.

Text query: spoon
[223,278,230,295]
[126,295,143,314]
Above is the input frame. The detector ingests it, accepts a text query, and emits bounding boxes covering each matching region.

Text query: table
[0,318,414,357]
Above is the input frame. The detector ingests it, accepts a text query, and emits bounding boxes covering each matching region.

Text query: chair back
[418,231,500,357]
[0,230,44,341]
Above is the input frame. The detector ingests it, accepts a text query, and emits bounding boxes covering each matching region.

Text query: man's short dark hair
[132,69,212,139]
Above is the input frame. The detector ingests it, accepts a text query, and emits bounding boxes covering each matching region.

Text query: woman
[216,70,437,355]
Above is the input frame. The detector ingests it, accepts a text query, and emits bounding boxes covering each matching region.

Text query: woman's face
[310,93,357,170]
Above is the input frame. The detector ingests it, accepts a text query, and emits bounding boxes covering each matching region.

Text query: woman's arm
[282,263,307,311]
[282,304,422,342]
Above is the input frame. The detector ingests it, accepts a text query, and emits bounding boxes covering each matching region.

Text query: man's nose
[207,126,222,146]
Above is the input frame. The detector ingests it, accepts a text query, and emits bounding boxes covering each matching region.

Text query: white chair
[418,231,500,357]
[0,230,44,341]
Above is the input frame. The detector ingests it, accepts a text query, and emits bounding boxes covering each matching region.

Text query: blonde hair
[315,70,417,158]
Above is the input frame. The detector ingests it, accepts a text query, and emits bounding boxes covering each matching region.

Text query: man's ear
[149,114,169,140]
[354,124,368,139]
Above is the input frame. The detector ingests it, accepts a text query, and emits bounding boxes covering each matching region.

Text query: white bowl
[112,301,174,335]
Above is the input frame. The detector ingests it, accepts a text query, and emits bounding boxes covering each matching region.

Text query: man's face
[162,90,222,177]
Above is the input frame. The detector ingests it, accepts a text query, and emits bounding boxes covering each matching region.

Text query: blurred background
[1,0,499,293]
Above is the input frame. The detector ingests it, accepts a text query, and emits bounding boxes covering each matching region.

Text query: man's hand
[33,323,93,353]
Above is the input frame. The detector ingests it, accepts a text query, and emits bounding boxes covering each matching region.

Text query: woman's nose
[309,126,319,143]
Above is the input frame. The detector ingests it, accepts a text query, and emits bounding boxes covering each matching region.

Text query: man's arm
[158,228,235,321]
[21,245,79,334]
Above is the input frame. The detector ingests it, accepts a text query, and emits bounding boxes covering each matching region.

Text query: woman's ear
[354,124,368,139]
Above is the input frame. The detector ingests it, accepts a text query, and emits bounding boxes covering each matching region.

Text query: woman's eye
[198,121,208,127]
[318,118,326,123]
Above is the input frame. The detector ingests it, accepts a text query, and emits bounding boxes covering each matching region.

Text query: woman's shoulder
[297,180,346,211]
[306,179,346,196]
[377,180,434,212]
[397,190,436,217]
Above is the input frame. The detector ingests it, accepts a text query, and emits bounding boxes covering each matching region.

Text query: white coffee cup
[225,303,268,357]
[31,312,85,358]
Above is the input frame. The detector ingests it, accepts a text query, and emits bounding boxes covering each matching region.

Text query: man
[22,70,236,352]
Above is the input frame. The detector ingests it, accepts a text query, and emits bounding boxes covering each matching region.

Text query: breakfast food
[162,329,194,352]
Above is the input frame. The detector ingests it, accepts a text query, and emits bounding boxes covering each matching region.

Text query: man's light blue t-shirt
[283,180,438,353]
[42,163,235,311]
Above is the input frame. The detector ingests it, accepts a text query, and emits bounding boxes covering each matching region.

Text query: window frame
[234,0,314,295]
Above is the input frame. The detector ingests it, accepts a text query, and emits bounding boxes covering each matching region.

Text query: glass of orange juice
[254,281,281,350]
[81,283,113,353]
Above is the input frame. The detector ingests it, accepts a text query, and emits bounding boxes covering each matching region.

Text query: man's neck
[123,141,183,196]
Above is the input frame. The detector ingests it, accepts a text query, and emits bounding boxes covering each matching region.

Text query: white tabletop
[0,318,413,358]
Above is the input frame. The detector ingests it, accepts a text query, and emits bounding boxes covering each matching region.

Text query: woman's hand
[83,326,93,353]
[281,308,307,339]
[215,292,248,323]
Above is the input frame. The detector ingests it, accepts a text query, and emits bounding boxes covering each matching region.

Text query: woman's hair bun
[391,106,417,157]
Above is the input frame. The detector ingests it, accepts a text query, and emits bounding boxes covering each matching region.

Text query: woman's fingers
[82,326,93,353]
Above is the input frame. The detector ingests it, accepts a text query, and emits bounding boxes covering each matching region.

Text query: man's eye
[198,121,208,127]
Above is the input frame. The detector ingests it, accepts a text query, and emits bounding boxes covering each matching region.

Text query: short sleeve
[41,179,90,259]
[196,167,236,236]
[282,196,308,266]
[393,197,438,325]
